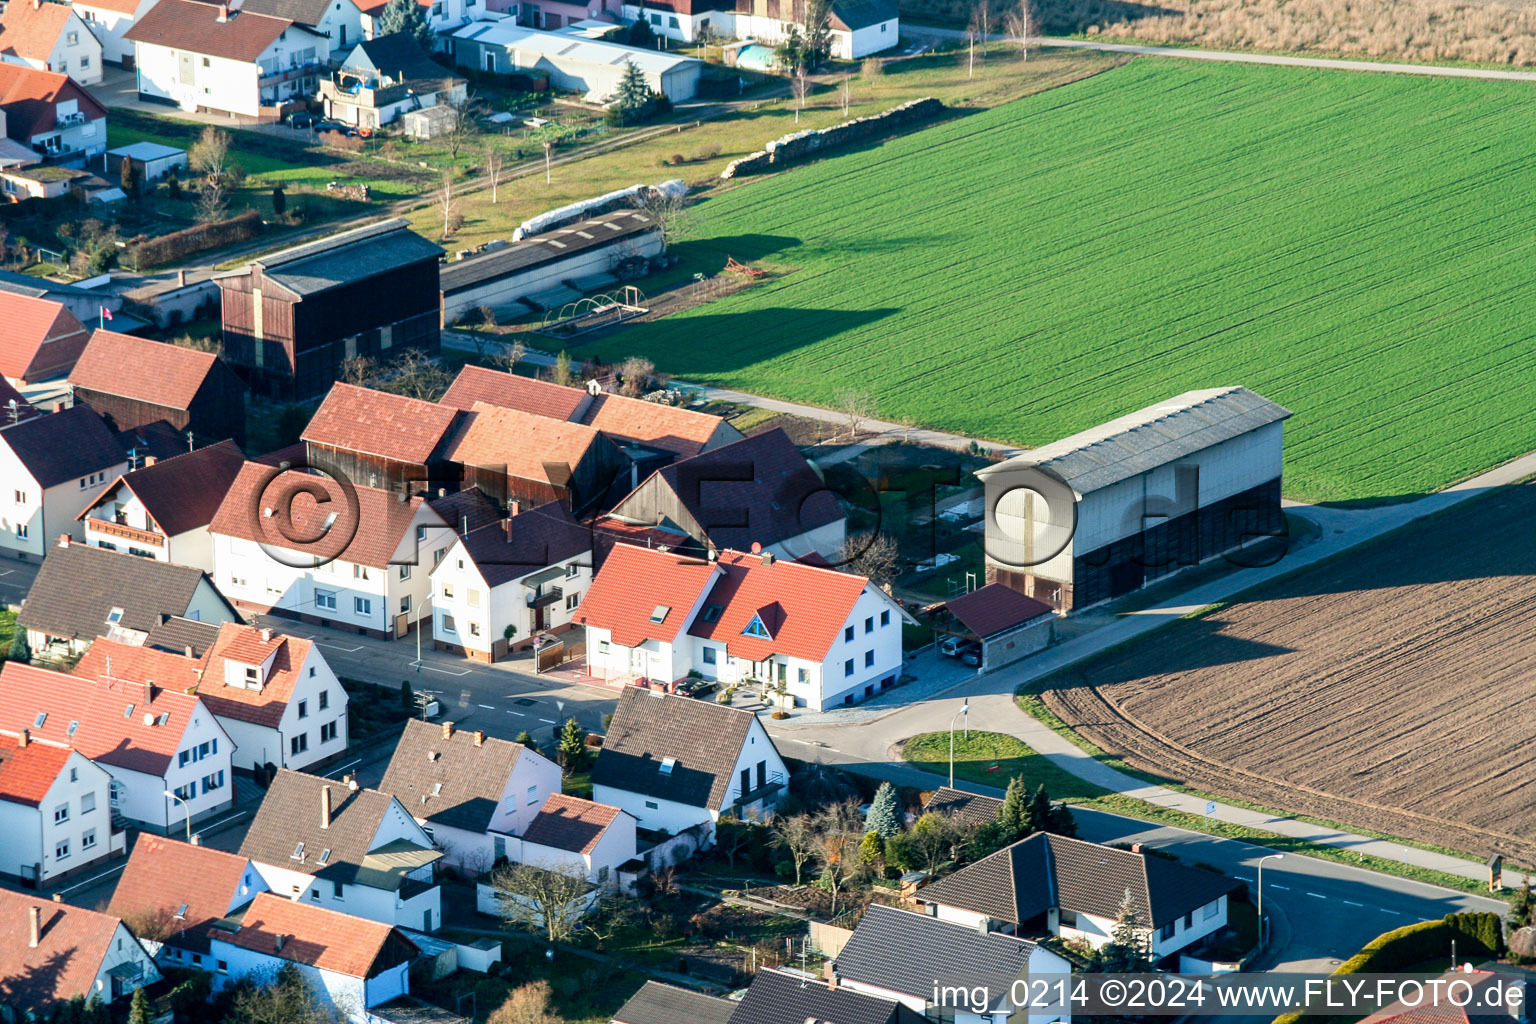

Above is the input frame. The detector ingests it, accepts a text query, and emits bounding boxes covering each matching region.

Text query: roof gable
[124,0,293,62]
[686,550,873,663]
[0,1,85,62]
[236,217,443,296]
[17,540,229,642]
[731,968,925,1024]
[444,401,608,483]
[214,892,413,977]
[379,719,532,833]
[445,501,590,588]
[69,331,224,412]
[304,383,460,465]
[0,889,133,1012]
[81,439,247,538]
[107,836,258,953]
[439,364,588,420]
[572,543,719,647]
[945,583,1054,639]
[520,793,624,855]
[0,738,72,806]
[0,403,123,488]
[0,62,106,140]
[580,390,740,458]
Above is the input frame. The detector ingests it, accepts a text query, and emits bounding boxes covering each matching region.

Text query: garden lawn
[571,59,1536,503]
[900,730,1106,798]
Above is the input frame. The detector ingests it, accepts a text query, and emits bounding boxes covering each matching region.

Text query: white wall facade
[0,750,114,884]
[430,544,591,658]
[0,453,124,559]
[73,0,145,65]
[209,938,407,1023]
[216,648,348,772]
[417,747,561,872]
[620,3,716,42]
[84,489,218,569]
[0,10,104,84]
[840,944,1072,1024]
[91,923,163,1003]
[509,809,635,885]
[109,706,234,832]
[133,26,323,117]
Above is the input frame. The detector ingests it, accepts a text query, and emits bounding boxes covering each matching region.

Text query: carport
[939,583,1056,672]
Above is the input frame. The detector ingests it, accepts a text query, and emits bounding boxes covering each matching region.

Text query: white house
[429,501,591,663]
[0,661,236,835]
[450,20,703,102]
[208,892,418,1024]
[0,62,108,166]
[512,792,637,887]
[79,624,350,774]
[320,31,465,129]
[577,545,912,710]
[834,904,1074,1024]
[590,686,788,842]
[0,889,162,1016]
[0,734,117,885]
[0,0,105,85]
[618,0,732,44]
[0,404,127,559]
[125,0,330,119]
[71,0,152,65]
[378,719,562,874]
[107,835,270,971]
[730,0,898,58]
[358,0,472,48]
[240,770,445,933]
[209,459,449,641]
[79,439,246,572]
[241,0,364,54]
[17,537,239,658]
[915,832,1242,966]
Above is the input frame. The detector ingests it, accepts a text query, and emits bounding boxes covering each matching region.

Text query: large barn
[978,386,1292,612]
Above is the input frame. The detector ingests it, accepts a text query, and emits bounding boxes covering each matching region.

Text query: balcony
[258,60,325,89]
[732,771,787,812]
[86,518,165,548]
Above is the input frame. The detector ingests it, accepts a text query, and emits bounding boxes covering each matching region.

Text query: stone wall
[720,97,945,179]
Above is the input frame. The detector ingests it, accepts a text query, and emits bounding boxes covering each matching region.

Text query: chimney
[143,456,157,468]
[30,0,39,9]
[177,269,187,287]
[501,517,511,539]
[274,934,286,952]
[142,681,154,706]
[509,500,521,517]
[57,534,70,548]
[216,3,229,19]
[184,645,195,658]
[761,551,774,567]
[17,729,28,748]
[441,721,454,740]
[52,401,64,414]
[320,785,332,829]
[472,730,484,747]
[1129,842,1143,854]
[190,833,202,846]
[51,892,61,902]
[824,961,838,991]
[260,627,272,643]
[28,905,40,947]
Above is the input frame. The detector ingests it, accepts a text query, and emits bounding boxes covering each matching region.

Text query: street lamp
[415,593,433,677]
[1257,853,1284,946]
[948,701,970,788]
[163,790,193,844]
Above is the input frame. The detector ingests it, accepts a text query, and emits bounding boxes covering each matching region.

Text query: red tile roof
[944,583,1054,639]
[0,661,207,776]
[208,459,441,568]
[213,892,414,978]
[440,365,587,420]
[445,401,604,483]
[0,1,83,64]
[124,0,293,62]
[687,550,871,663]
[76,625,315,730]
[0,62,107,140]
[573,542,719,648]
[580,392,741,458]
[69,331,221,411]
[78,439,247,538]
[0,736,71,806]
[0,889,129,1012]
[303,383,460,465]
[108,836,257,953]
[0,291,89,381]
[521,793,624,855]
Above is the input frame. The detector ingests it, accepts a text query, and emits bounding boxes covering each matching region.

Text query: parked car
[938,635,966,657]
[674,677,719,699]
[287,111,316,130]
[958,644,982,667]
[315,118,356,137]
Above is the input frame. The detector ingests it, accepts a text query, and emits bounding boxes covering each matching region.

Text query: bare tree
[970,1,991,63]
[227,964,346,1024]
[437,174,460,239]
[194,180,228,224]
[617,356,655,398]
[489,861,595,943]
[339,355,378,387]
[834,530,901,585]
[770,812,819,885]
[188,126,232,183]
[442,90,481,161]
[374,348,453,401]
[489,337,526,374]
[636,187,688,253]
[488,980,559,1024]
[839,73,852,117]
[1003,0,1033,56]
[791,65,810,123]
[833,387,876,438]
[811,800,864,916]
[118,903,178,943]
[485,144,504,205]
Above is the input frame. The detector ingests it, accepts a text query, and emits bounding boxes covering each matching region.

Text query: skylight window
[156,713,170,727]
[659,757,676,775]
[175,904,188,919]
[742,614,771,639]
[123,704,135,719]
[649,605,670,624]
[33,712,45,728]
[431,783,443,796]
[702,604,723,623]
[318,849,331,865]
[106,607,124,625]
[66,721,79,737]
[291,842,305,861]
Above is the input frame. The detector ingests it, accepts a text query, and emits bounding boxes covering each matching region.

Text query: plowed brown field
[1042,482,1536,862]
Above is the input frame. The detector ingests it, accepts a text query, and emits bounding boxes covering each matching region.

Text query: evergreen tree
[119,156,140,199]
[556,717,587,770]
[1047,801,1078,837]
[610,59,653,123]
[8,630,29,665]
[514,730,538,750]
[166,166,181,199]
[864,781,902,838]
[127,987,150,1024]
[1512,878,1534,929]
[997,775,1031,839]
[379,0,430,46]
[801,0,832,69]
[626,16,656,48]
[1095,888,1153,972]
[1028,783,1053,833]
[399,678,414,711]
[858,830,884,872]
[773,25,803,72]
[272,185,287,217]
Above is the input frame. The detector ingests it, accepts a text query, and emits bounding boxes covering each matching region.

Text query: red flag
[100,306,113,322]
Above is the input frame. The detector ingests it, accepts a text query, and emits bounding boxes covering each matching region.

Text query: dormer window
[742,614,770,639]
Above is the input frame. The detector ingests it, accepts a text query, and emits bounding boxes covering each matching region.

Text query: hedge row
[128,209,261,268]
[1271,912,1504,1024]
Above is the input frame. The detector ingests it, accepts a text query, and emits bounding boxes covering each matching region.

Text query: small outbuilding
[938,583,1055,672]
[451,22,703,103]
[107,141,187,183]
[401,103,458,140]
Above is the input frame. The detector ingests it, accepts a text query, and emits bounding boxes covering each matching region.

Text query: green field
[578,60,1536,503]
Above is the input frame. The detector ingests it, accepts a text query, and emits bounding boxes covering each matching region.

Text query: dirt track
[1042,482,1536,862]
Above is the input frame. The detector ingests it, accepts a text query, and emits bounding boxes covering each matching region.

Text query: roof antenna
[7,399,17,424]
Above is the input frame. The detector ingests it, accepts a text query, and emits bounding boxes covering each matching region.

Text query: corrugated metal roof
[452,21,702,75]
[978,386,1292,495]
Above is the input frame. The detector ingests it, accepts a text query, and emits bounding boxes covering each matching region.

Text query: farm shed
[978,386,1291,612]
[106,141,186,182]
[450,22,703,103]
[440,210,661,324]
[400,103,457,140]
[68,329,248,446]
[939,583,1055,671]
[215,218,444,398]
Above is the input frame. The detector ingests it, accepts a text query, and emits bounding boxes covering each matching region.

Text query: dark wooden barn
[215,218,444,399]
[301,382,462,494]
[68,330,248,447]
[445,402,626,515]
